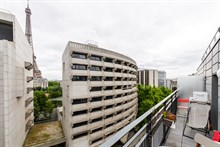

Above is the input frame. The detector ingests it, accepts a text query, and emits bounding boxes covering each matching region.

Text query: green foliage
[34,91,54,121]
[46,81,62,98]
[137,85,172,117]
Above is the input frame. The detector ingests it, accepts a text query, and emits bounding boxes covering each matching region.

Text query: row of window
[71,114,135,143]
[71,51,137,69]
[72,92,136,105]
[72,98,136,116]
[72,112,127,129]
[71,76,137,81]
[71,64,137,74]
[90,85,135,92]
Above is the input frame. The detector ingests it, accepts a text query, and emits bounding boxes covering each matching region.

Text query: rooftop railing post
[146,113,153,147]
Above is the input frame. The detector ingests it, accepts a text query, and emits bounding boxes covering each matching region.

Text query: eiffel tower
[25,0,42,78]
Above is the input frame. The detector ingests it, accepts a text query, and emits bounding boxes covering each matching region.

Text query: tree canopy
[137,85,172,117]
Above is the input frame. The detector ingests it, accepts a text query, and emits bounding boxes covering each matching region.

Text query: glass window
[90,76,102,81]
[71,64,87,70]
[71,52,87,59]
[90,66,101,71]
[72,76,87,81]
[90,55,101,61]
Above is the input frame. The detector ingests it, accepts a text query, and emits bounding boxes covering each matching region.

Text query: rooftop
[23,121,65,147]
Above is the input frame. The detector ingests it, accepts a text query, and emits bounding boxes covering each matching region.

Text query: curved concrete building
[62,41,138,147]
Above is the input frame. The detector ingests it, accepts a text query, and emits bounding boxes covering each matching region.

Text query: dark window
[90,87,102,92]
[91,137,102,144]
[90,76,102,81]
[92,127,102,133]
[0,22,13,41]
[105,86,113,91]
[116,110,123,115]
[116,119,123,123]
[72,121,88,128]
[91,107,102,112]
[105,95,113,100]
[90,55,101,61]
[115,86,121,90]
[90,66,101,71]
[104,67,113,72]
[72,131,88,139]
[115,77,122,81]
[116,103,122,106]
[123,70,128,73]
[104,58,113,63]
[72,110,87,116]
[91,117,102,123]
[105,114,113,119]
[71,52,87,59]
[72,76,87,81]
[71,64,87,70]
[123,78,128,81]
[115,94,122,98]
[115,69,122,73]
[106,123,114,128]
[72,99,87,104]
[91,97,102,102]
[105,77,113,81]
[115,60,121,64]
[105,105,113,109]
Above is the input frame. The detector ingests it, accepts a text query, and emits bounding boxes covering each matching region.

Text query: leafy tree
[34,91,54,121]
[137,85,172,117]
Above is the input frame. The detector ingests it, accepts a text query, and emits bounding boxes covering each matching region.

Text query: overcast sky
[1,0,220,80]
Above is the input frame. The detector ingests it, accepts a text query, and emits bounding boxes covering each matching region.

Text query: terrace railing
[100,90,178,147]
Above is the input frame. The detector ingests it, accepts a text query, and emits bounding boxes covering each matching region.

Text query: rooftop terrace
[23,121,65,147]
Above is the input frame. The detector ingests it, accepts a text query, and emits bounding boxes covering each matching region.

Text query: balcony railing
[100,90,178,147]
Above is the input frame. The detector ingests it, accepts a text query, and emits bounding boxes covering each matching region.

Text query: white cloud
[1,0,219,80]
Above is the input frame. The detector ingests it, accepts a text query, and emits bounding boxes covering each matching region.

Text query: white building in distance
[138,69,159,87]
[0,11,34,147]
[62,41,138,147]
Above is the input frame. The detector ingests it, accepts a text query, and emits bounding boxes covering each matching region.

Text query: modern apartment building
[0,11,34,147]
[197,27,220,130]
[62,41,138,147]
[138,69,158,87]
[158,71,166,87]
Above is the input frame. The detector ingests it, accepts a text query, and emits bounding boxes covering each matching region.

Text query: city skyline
[1,0,219,80]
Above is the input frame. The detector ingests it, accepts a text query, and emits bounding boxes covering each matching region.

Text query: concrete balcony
[25,108,33,119]
[90,71,103,76]
[71,58,88,65]
[89,60,103,66]
[25,97,33,107]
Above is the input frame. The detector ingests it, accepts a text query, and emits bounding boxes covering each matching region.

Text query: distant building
[138,69,158,87]
[62,41,138,147]
[158,71,166,87]
[166,78,177,90]
[33,77,48,89]
[0,11,34,147]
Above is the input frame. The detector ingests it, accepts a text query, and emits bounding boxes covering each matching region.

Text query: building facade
[0,11,34,147]
[158,71,166,87]
[197,27,220,130]
[62,41,138,147]
[138,69,158,87]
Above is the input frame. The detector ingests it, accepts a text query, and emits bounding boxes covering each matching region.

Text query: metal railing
[100,90,178,147]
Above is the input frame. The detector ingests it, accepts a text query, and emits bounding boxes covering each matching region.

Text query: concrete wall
[197,29,220,130]
[0,12,33,147]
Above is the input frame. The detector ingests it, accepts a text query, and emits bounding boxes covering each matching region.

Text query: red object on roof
[178,98,189,103]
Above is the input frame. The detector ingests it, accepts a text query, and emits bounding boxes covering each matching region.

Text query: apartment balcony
[100,86,220,147]
[25,97,34,107]
[25,108,34,119]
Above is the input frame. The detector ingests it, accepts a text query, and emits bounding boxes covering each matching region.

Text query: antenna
[27,0,29,7]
